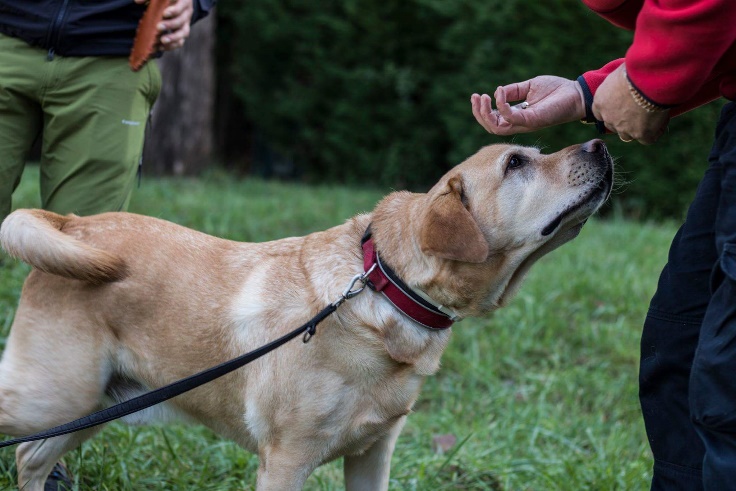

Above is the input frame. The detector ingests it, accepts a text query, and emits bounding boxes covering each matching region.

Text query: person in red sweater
[471,1,736,489]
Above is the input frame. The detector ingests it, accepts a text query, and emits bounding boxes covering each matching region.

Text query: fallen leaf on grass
[432,433,457,454]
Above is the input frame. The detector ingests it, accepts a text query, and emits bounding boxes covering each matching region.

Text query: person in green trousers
[0,33,161,218]
[0,0,216,489]
[0,0,215,222]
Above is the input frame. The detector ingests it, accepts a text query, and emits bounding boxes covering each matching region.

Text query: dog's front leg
[343,415,407,491]
[255,444,319,491]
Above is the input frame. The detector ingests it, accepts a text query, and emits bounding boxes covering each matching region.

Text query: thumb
[496,87,537,127]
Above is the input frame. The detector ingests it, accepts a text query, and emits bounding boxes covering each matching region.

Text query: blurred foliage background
[212,0,724,220]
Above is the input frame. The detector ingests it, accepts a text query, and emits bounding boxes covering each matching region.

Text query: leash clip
[331,264,377,308]
[304,265,379,343]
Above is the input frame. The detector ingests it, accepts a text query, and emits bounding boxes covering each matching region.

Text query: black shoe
[44,462,73,491]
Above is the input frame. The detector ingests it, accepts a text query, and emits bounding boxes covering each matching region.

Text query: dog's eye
[505,155,524,173]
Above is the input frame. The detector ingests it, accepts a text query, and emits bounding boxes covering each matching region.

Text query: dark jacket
[0,0,215,58]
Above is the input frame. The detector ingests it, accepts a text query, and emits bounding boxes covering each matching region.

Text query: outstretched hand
[471,76,586,135]
[134,0,194,51]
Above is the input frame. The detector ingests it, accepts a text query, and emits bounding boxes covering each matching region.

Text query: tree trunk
[143,12,215,176]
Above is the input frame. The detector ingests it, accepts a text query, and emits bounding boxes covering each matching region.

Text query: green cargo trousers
[0,33,161,221]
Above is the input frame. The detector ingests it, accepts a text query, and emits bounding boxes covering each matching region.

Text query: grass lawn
[0,166,676,490]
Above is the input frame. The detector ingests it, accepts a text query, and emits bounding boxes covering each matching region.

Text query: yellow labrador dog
[0,140,612,491]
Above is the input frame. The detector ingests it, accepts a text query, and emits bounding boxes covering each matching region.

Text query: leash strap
[0,303,339,449]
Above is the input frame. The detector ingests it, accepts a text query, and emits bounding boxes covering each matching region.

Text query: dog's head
[371,139,613,317]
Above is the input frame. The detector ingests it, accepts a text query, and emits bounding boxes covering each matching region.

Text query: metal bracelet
[623,67,668,113]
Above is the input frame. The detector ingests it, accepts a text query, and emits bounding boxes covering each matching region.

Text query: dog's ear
[419,176,489,263]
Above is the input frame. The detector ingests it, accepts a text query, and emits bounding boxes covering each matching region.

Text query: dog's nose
[581,139,606,154]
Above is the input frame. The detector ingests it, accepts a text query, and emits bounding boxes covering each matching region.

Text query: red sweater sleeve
[583,0,643,29]
[626,0,736,106]
[581,0,736,114]
[580,58,723,117]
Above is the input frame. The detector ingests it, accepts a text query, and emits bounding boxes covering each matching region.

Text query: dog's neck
[369,191,490,316]
[331,200,450,375]
[367,190,520,318]
[361,228,458,329]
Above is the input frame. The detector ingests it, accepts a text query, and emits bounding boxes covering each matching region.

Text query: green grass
[0,166,675,490]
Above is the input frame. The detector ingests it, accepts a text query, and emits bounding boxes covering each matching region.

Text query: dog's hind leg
[343,416,406,491]
[15,426,103,491]
[0,302,112,490]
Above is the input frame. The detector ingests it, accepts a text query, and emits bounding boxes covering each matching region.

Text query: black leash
[0,268,374,449]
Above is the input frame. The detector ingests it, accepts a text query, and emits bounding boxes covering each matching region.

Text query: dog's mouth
[541,156,614,237]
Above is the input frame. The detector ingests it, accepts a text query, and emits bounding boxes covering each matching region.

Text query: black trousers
[641,101,736,490]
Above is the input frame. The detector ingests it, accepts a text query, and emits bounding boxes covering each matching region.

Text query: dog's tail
[0,209,126,284]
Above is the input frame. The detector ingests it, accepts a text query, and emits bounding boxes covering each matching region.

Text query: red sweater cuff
[582,59,624,96]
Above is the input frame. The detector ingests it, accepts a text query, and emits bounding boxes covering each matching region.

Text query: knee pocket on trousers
[690,405,736,433]
[710,243,736,293]
[690,371,736,432]
[720,244,736,282]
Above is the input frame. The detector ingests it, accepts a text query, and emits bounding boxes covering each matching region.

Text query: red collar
[361,231,456,330]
